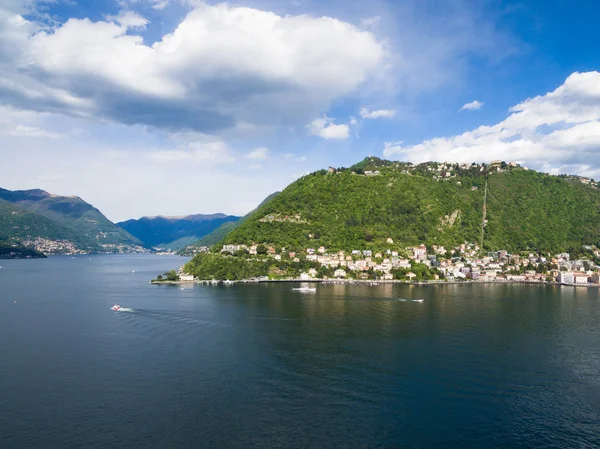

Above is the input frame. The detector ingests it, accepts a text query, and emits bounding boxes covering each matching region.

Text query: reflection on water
[0,255,599,448]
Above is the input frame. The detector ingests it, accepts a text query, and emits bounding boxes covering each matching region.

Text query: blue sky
[1,0,599,221]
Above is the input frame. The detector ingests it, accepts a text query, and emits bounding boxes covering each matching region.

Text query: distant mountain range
[180,192,280,253]
[0,186,246,255]
[117,213,241,250]
[0,187,142,254]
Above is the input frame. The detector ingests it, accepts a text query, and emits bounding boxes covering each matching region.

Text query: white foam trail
[117,308,135,312]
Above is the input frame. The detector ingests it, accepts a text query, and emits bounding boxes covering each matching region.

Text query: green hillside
[0,198,91,248]
[221,159,600,254]
[180,191,280,253]
[0,188,141,248]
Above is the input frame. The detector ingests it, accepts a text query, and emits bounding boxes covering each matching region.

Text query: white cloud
[0,2,385,134]
[359,107,396,119]
[247,163,262,170]
[383,71,600,176]
[459,100,484,112]
[149,136,235,163]
[116,0,170,11]
[284,153,307,162]
[9,124,63,138]
[0,105,64,138]
[151,0,169,10]
[246,147,269,160]
[360,16,380,28]
[307,116,349,140]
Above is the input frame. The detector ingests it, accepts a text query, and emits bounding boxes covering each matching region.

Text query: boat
[292,286,317,292]
[223,280,234,285]
[111,304,122,311]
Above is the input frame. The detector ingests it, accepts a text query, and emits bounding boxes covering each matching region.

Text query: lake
[1,255,599,448]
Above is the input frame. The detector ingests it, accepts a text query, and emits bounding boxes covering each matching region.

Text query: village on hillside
[178,240,600,287]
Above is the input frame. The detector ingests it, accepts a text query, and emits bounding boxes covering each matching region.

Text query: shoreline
[150,278,600,288]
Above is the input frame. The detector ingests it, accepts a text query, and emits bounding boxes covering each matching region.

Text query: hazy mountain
[117,214,241,250]
[180,192,280,252]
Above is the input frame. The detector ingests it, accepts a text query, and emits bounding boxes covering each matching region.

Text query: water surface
[1,255,599,448]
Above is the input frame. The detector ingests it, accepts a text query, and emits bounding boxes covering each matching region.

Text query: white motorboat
[111,304,122,311]
[292,286,317,292]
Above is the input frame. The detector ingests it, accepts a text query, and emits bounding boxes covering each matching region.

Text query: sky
[1,0,600,221]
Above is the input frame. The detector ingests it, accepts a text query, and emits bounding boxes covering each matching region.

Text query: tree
[165,270,179,281]
[256,244,268,255]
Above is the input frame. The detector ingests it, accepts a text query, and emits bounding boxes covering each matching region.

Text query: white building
[574,273,589,284]
[333,269,347,278]
[557,271,574,284]
[179,274,195,282]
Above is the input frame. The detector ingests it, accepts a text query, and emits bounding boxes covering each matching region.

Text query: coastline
[150,278,600,288]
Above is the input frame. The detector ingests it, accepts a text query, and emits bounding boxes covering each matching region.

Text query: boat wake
[396,298,425,303]
[111,304,135,312]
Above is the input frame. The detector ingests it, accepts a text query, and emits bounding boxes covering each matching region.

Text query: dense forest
[221,158,600,254]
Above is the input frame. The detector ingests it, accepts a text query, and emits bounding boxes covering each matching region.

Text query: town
[21,237,149,256]
[178,241,600,286]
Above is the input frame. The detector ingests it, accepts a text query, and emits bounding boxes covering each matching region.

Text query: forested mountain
[0,188,142,253]
[220,158,600,254]
[117,214,241,250]
[0,198,89,245]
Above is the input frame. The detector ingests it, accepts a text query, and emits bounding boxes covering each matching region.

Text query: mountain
[0,188,142,253]
[219,159,600,254]
[0,197,89,245]
[180,192,280,253]
[117,213,241,250]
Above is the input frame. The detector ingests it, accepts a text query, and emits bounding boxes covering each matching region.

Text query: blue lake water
[1,255,599,448]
